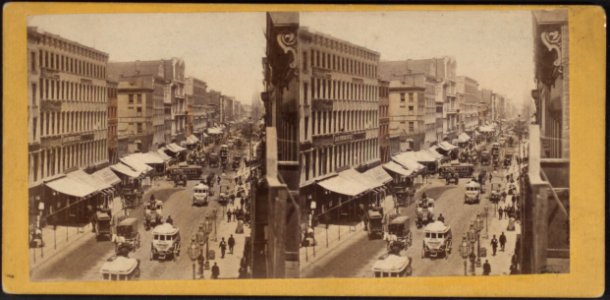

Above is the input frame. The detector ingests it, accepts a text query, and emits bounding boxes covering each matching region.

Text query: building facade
[108,60,167,152]
[386,74,426,152]
[107,78,119,164]
[164,58,186,143]
[456,75,481,133]
[479,88,493,124]
[185,77,208,138]
[27,27,109,224]
[378,80,390,163]
[518,10,570,275]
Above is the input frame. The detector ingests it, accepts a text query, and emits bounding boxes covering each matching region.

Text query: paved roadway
[31,144,249,282]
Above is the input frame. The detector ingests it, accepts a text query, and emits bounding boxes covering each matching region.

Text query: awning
[157,149,172,161]
[120,155,153,173]
[458,133,471,143]
[317,169,372,196]
[186,135,200,144]
[363,165,393,184]
[439,141,458,151]
[136,152,165,165]
[68,170,112,191]
[383,161,414,177]
[426,148,444,160]
[392,152,425,171]
[110,163,142,178]
[166,143,186,153]
[207,128,223,135]
[92,167,122,186]
[341,168,383,190]
[46,175,98,198]
[478,125,494,132]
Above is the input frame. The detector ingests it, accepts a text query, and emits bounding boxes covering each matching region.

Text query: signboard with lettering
[41,68,60,80]
[352,77,364,83]
[353,131,366,140]
[41,100,62,112]
[41,136,62,148]
[312,99,333,111]
[312,67,331,79]
[62,134,81,144]
[81,134,95,141]
[81,78,92,85]
[313,135,333,147]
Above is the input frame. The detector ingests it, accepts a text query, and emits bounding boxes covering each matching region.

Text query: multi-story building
[518,10,569,274]
[379,57,455,148]
[480,88,493,124]
[456,75,481,133]
[206,89,222,125]
[185,77,208,139]
[385,74,426,152]
[108,60,166,152]
[378,80,390,163]
[223,96,235,123]
[107,77,119,164]
[27,27,109,225]
[259,12,381,278]
[164,58,186,143]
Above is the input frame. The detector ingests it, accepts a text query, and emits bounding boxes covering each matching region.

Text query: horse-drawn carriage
[144,199,163,230]
[416,197,435,229]
[386,216,412,253]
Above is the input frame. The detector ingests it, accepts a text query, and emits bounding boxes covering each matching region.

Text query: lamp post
[459,235,470,276]
[204,219,212,270]
[188,237,201,280]
[474,214,484,267]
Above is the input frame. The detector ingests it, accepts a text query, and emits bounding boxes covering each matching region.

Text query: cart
[115,217,141,252]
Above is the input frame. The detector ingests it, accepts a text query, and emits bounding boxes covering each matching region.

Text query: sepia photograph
[24,9,572,282]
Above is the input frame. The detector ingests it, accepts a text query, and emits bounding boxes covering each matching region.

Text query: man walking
[227,209,232,222]
[219,237,227,258]
[483,260,491,276]
[499,232,507,252]
[491,235,499,256]
[498,206,504,220]
[228,234,236,254]
[211,262,220,279]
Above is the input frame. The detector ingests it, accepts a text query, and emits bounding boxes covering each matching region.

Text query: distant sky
[29,10,535,107]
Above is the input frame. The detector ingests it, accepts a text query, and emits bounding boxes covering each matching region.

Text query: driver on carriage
[437,213,445,223]
[166,215,174,225]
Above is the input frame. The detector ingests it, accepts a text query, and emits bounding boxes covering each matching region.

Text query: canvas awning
[439,141,458,151]
[156,149,172,161]
[166,143,186,153]
[426,148,444,160]
[110,163,142,178]
[92,167,122,186]
[458,133,471,143]
[363,165,393,184]
[46,175,97,198]
[341,168,383,190]
[392,153,425,171]
[137,152,165,165]
[383,161,414,177]
[67,170,112,192]
[207,128,222,135]
[317,169,375,196]
[186,135,199,145]
[121,155,153,173]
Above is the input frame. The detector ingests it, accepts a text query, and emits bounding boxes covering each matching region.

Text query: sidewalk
[208,210,251,279]
[299,222,366,273]
[475,159,522,276]
[29,180,176,271]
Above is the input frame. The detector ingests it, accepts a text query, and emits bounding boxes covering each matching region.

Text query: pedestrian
[489,173,493,183]
[491,235,498,256]
[219,237,227,258]
[483,259,491,275]
[228,234,236,254]
[498,206,504,220]
[499,232,507,251]
[211,262,220,279]
[506,174,510,182]
[227,209,232,222]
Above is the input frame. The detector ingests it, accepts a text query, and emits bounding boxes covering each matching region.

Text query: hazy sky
[29,10,534,107]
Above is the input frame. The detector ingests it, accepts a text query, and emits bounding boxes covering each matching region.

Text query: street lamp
[459,235,471,276]
[474,215,484,268]
[188,237,201,280]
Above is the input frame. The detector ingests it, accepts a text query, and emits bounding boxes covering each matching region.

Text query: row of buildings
[253,12,521,278]
[26,26,245,224]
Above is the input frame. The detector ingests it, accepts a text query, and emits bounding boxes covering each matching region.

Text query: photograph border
[3,3,605,297]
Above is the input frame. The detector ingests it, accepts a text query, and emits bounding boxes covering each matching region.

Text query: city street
[31,152,249,281]
[302,158,509,278]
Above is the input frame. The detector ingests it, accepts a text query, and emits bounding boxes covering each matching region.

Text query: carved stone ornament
[539,30,563,85]
[270,31,297,88]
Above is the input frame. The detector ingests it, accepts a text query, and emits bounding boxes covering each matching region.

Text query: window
[400,93,405,102]
[409,93,414,102]
[137,123,143,133]
[302,52,308,71]
[409,121,415,132]
[30,51,36,72]
[33,117,37,140]
[303,82,308,105]
[408,106,414,112]
[137,94,142,104]
[137,107,142,113]
[128,94,134,104]
[32,83,37,106]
